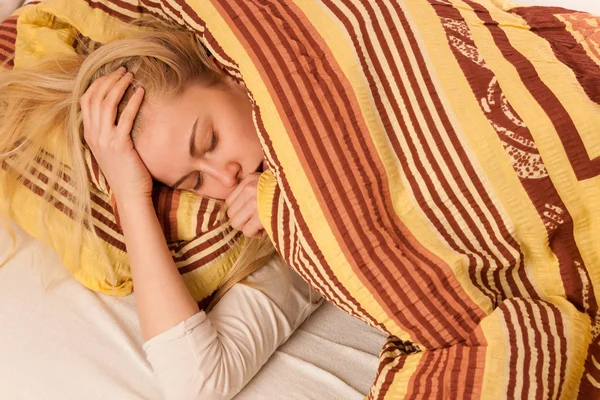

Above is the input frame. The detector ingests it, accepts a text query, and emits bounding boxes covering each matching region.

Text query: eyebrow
[171,117,199,189]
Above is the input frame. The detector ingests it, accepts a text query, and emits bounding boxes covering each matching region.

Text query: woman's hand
[80,67,152,205]
[225,173,265,238]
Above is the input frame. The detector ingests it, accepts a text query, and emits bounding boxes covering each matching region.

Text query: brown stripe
[512,300,533,396]
[0,17,17,26]
[0,33,16,42]
[433,0,591,318]
[238,0,388,327]
[250,54,376,324]
[254,0,461,342]
[547,302,567,399]
[419,348,447,396]
[378,350,409,399]
[0,42,14,55]
[438,346,454,400]
[14,171,126,250]
[500,304,519,399]
[313,0,482,340]
[537,301,558,399]
[520,299,545,400]
[371,0,519,298]
[35,156,117,219]
[226,0,483,347]
[330,0,523,316]
[463,0,596,318]
[366,0,527,303]
[511,7,600,104]
[465,1,600,181]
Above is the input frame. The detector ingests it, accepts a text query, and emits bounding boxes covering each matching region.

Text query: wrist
[115,194,154,213]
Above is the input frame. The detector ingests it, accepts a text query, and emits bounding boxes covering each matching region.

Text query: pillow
[0,2,245,303]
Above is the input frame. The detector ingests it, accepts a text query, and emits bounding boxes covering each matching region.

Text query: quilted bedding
[1,0,599,397]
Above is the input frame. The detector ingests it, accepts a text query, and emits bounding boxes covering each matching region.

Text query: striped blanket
[3,0,600,398]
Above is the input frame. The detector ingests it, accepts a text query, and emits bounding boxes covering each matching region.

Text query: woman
[0,20,321,400]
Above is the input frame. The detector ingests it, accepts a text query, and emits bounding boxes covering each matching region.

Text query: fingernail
[136,87,144,95]
[118,66,126,73]
[125,72,133,78]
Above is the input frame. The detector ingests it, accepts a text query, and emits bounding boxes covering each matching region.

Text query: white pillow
[0,0,23,22]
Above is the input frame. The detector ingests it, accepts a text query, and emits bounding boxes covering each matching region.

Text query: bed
[0,0,599,399]
[0,221,387,399]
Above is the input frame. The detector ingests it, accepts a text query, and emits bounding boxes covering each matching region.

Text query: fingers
[225,173,259,208]
[242,219,264,239]
[229,206,263,238]
[117,87,145,136]
[80,68,144,146]
[225,174,264,238]
[83,67,127,107]
[80,67,126,142]
[103,71,135,123]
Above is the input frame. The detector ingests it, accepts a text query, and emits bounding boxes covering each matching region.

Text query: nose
[204,161,241,188]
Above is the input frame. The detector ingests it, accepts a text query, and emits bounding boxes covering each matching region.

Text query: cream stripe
[176,191,202,239]
[513,299,540,398]
[389,0,527,296]
[387,0,521,273]
[336,0,518,300]
[200,199,215,233]
[86,0,140,20]
[172,224,232,261]
[175,227,238,268]
[502,301,525,398]
[427,0,564,301]
[527,298,552,399]
[538,301,562,399]
[587,373,600,389]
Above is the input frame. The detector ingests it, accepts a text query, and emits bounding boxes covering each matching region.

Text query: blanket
[2,0,599,398]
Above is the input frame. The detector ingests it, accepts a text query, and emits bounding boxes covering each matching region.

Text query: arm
[80,68,323,400]
[143,257,322,400]
[117,198,199,342]
[81,68,199,342]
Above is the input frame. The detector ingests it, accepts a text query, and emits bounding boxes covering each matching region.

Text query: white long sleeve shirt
[143,257,323,400]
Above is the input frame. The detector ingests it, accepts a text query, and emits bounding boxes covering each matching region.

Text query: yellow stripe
[403,0,536,307]
[197,1,409,337]
[374,347,424,399]
[176,190,202,240]
[447,0,567,302]
[15,0,139,67]
[548,296,592,397]
[478,0,600,311]
[479,307,509,398]
[182,243,241,300]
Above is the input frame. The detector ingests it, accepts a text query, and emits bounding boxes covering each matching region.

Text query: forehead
[133,91,199,183]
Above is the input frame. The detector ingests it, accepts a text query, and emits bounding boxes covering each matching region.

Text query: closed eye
[192,172,202,191]
[207,131,218,153]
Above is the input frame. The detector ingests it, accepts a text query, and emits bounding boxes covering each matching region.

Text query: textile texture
[1,0,599,397]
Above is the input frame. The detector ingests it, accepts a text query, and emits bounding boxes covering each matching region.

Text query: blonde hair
[0,19,276,307]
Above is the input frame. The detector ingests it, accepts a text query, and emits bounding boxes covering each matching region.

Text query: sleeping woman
[0,19,321,400]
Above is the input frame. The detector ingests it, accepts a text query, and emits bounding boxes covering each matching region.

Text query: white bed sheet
[0,223,386,400]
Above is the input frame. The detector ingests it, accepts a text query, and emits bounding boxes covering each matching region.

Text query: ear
[207,54,239,86]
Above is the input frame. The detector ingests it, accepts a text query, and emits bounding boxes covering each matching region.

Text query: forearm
[117,198,199,342]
